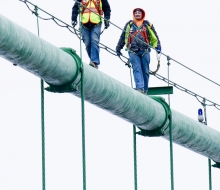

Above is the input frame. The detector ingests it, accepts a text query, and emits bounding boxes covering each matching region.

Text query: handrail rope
[164,55,220,87]
[33,6,46,190]
[20,0,220,87]
[154,73,220,109]
[19,0,82,38]
[19,0,220,110]
[20,0,219,87]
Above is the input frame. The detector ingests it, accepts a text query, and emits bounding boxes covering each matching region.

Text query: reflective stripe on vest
[81,0,103,24]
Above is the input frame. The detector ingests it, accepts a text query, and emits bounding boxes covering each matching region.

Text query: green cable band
[137,96,172,137]
[45,47,81,93]
[60,47,81,82]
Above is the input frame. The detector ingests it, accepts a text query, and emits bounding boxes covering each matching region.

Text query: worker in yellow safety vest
[71,0,111,69]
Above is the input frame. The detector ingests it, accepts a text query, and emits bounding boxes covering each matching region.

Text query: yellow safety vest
[81,0,103,24]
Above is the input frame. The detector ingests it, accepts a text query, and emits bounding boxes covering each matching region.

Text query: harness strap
[83,8,99,13]
[81,0,90,14]
[127,48,149,56]
[95,0,103,15]
[141,25,149,44]
[81,0,101,14]
[127,22,150,47]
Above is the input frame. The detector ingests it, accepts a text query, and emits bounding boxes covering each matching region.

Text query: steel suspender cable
[208,158,212,190]
[40,78,46,190]
[34,6,46,190]
[128,66,138,190]
[202,99,212,190]
[167,57,174,190]
[78,11,87,190]
[133,125,138,190]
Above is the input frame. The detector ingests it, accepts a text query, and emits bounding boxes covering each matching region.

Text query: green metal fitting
[45,47,81,93]
[34,6,39,17]
[147,86,173,96]
[136,96,171,137]
[212,161,220,169]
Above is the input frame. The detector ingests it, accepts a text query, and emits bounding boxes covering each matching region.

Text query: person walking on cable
[71,0,111,69]
[116,8,161,93]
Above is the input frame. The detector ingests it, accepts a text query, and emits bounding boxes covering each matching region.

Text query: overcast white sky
[1,0,220,190]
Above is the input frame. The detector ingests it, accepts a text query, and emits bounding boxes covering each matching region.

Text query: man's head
[133,8,145,20]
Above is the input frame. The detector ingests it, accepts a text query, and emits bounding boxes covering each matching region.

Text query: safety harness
[81,0,103,16]
[127,21,150,48]
[125,21,161,74]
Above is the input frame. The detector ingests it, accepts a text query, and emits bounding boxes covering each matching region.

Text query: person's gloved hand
[104,20,110,29]
[116,49,122,56]
[156,47,161,53]
[72,20,77,27]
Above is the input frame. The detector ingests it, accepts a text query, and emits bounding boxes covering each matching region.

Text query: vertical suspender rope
[133,125,138,190]
[128,62,138,190]
[202,99,212,190]
[208,159,212,190]
[41,73,46,190]
[34,6,46,190]
[78,7,87,190]
[167,56,174,190]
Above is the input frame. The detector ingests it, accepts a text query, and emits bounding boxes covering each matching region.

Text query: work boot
[135,88,144,94]
[143,90,148,95]
[89,62,99,69]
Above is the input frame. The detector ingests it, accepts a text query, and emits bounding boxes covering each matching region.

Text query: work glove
[156,47,161,54]
[71,20,77,27]
[104,19,110,29]
[116,49,122,56]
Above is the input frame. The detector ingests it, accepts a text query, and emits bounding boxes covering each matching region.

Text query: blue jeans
[81,24,101,65]
[129,50,150,91]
